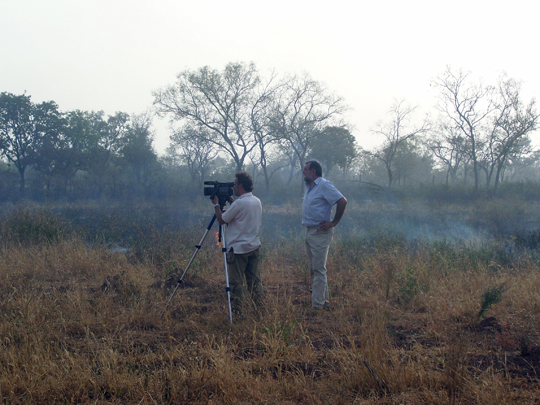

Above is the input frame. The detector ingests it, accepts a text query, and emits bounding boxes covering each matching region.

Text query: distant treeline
[1,63,539,203]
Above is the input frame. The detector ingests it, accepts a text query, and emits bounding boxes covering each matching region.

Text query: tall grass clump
[0,204,68,246]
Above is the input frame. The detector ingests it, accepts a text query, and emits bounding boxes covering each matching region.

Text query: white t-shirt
[221,192,262,254]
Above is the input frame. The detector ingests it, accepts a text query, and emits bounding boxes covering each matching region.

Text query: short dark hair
[235,171,254,192]
[306,160,323,177]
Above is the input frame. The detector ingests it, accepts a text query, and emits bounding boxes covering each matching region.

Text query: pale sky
[2,0,539,154]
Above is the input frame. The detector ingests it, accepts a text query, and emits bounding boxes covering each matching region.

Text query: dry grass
[0,231,539,404]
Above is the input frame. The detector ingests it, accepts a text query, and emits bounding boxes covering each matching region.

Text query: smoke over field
[0,198,539,403]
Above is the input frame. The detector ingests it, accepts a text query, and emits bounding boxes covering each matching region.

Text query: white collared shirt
[221,192,262,254]
[302,177,344,227]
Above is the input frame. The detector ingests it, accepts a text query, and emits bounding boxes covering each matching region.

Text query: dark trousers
[226,247,264,314]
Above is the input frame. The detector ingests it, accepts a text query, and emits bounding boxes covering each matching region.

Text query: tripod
[161,197,234,324]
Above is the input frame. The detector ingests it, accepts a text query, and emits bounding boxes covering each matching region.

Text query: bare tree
[272,73,347,177]
[433,67,495,192]
[153,62,261,171]
[168,125,219,188]
[486,75,539,194]
[427,123,470,186]
[434,69,539,194]
[249,71,285,193]
[370,100,430,189]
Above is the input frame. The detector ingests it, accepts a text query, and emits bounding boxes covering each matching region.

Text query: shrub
[478,283,507,319]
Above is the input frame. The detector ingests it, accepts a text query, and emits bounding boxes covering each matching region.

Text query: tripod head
[210,194,232,209]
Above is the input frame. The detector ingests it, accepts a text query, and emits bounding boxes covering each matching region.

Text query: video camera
[204,181,234,203]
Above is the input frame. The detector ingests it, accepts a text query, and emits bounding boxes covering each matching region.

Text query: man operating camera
[211,171,264,316]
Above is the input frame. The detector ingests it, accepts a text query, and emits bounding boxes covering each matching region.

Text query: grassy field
[0,200,539,404]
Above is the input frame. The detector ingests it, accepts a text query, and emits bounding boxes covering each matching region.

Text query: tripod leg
[221,223,233,324]
[160,214,217,318]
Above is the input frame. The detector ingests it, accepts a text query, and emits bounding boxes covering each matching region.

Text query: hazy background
[2,0,539,153]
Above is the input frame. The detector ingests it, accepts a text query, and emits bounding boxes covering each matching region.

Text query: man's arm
[320,197,347,231]
[332,197,347,225]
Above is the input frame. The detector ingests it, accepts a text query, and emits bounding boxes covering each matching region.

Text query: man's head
[303,160,322,184]
[233,171,254,196]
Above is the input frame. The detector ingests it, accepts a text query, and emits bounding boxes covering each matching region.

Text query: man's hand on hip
[319,221,335,231]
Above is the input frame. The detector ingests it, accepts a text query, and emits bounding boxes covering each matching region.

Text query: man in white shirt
[302,160,347,310]
[212,171,264,315]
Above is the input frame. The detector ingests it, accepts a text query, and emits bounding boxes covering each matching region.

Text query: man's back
[222,193,262,254]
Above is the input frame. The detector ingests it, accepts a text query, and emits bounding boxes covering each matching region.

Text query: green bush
[478,283,507,318]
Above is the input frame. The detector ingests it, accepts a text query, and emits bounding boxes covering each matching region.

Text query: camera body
[204,181,234,199]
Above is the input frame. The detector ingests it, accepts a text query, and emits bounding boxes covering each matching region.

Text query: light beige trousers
[304,226,334,308]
